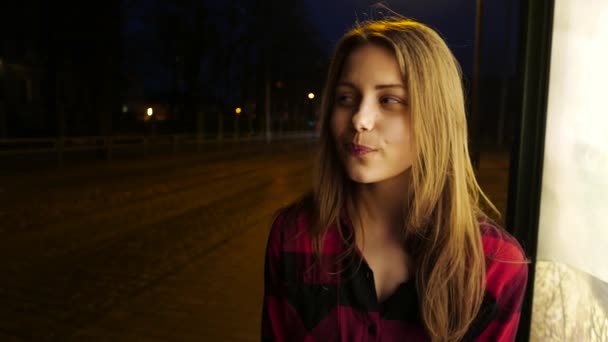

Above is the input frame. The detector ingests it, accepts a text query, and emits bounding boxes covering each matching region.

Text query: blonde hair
[312,19,496,341]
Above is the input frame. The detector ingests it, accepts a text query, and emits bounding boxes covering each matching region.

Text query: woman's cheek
[330,111,348,136]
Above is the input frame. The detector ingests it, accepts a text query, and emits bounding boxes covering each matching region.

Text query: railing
[0,131,318,161]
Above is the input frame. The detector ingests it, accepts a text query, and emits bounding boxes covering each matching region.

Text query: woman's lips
[346,142,377,156]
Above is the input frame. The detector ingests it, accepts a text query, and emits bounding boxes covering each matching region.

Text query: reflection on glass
[532,262,608,341]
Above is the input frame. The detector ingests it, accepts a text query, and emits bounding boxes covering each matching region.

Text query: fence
[0,131,318,162]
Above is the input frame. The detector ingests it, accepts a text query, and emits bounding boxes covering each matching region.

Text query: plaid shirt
[261,202,528,342]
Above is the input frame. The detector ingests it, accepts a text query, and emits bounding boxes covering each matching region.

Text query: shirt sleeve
[261,214,290,342]
[476,249,529,341]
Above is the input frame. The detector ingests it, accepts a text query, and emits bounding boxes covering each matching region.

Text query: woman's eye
[336,94,355,106]
[380,96,401,105]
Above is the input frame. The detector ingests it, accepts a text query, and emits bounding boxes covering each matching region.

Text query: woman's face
[330,43,414,184]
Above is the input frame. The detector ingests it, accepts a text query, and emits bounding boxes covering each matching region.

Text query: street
[0,139,509,341]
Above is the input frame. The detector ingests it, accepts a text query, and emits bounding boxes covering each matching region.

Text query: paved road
[0,140,508,341]
[0,140,316,341]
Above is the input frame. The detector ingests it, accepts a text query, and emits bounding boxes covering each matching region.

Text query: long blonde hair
[312,19,495,341]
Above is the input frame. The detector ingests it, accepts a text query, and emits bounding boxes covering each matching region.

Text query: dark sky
[302,0,520,77]
[124,0,520,95]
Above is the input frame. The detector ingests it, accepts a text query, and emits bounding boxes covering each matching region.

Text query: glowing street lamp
[308,93,315,100]
[235,107,242,115]
[147,107,153,116]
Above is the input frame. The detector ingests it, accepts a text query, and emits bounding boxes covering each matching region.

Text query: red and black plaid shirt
[261,201,528,341]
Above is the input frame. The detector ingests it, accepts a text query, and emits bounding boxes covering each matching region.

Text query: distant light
[308,93,315,100]
[235,107,242,115]
[147,107,153,116]
[122,105,128,113]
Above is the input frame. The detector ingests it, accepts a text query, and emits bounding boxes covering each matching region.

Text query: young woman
[261,19,527,342]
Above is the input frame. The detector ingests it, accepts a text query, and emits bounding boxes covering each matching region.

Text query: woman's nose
[351,99,376,132]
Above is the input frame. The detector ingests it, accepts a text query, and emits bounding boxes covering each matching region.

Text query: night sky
[125,0,521,94]
[301,0,520,76]
[0,0,522,139]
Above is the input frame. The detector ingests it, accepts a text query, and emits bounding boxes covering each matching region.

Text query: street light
[147,107,153,116]
[235,107,242,115]
[308,92,315,100]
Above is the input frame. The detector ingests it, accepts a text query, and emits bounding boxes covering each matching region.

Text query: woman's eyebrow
[336,81,405,90]
[374,84,406,90]
[335,81,357,89]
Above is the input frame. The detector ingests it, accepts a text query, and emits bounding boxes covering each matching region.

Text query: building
[0,0,121,138]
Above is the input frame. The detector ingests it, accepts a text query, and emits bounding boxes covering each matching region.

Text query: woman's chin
[345,169,380,184]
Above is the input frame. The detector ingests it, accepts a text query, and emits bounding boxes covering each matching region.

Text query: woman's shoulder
[266,193,316,253]
[477,217,529,330]
[478,216,527,264]
[478,216,528,299]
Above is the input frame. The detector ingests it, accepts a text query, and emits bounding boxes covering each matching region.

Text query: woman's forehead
[337,44,405,87]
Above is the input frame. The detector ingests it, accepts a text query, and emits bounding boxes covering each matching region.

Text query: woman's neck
[353,170,410,236]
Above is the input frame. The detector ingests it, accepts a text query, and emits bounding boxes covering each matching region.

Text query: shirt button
[368,324,377,335]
